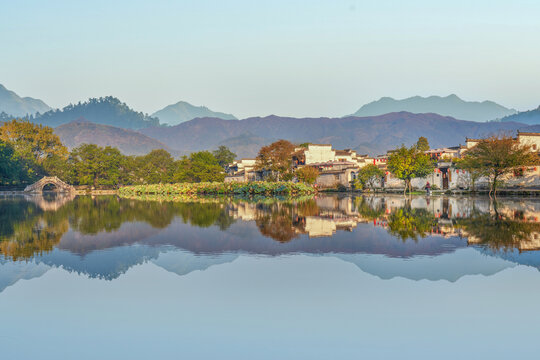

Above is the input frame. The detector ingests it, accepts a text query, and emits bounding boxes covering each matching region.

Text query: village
[225,132,540,192]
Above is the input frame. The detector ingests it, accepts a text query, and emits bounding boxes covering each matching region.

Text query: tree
[0,119,67,164]
[213,146,236,168]
[172,151,224,183]
[356,164,384,191]
[256,139,295,181]
[0,140,25,185]
[0,119,68,181]
[68,144,124,188]
[465,135,538,196]
[136,149,174,184]
[454,156,486,192]
[296,166,319,184]
[416,136,430,151]
[387,145,435,195]
[188,151,225,182]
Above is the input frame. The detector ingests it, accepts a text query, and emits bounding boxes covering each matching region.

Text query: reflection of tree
[0,195,238,260]
[456,208,540,251]
[387,207,437,242]
[355,196,386,221]
[255,203,299,243]
[0,199,68,260]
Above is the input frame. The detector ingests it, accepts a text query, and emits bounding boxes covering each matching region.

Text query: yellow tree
[0,119,67,180]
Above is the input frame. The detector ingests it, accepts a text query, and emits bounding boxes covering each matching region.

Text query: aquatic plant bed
[118,182,317,197]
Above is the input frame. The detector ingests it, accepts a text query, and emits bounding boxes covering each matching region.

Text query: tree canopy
[464,135,538,196]
[416,136,430,151]
[213,146,236,168]
[355,164,384,191]
[256,139,295,181]
[387,142,434,194]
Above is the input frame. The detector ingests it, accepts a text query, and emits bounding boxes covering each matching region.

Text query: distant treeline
[0,119,235,188]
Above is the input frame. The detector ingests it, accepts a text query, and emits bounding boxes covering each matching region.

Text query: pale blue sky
[1,0,539,118]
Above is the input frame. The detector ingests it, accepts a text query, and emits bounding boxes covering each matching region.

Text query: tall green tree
[0,141,25,185]
[69,144,124,188]
[416,136,430,151]
[213,146,236,168]
[171,151,224,183]
[355,164,384,191]
[387,144,435,195]
[187,151,225,182]
[136,149,175,184]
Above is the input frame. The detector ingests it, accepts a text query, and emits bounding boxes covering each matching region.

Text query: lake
[1,193,540,359]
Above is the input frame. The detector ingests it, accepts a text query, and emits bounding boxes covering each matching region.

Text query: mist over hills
[351,94,516,122]
[55,120,172,156]
[152,101,237,125]
[32,96,160,129]
[140,112,526,157]
[0,84,51,116]
[501,105,540,125]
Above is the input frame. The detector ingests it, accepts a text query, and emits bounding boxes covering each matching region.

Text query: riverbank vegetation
[0,119,231,187]
[119,181,316,197]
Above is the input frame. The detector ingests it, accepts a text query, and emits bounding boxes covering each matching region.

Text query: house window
[533,144,537,151]
[334,174,340,180]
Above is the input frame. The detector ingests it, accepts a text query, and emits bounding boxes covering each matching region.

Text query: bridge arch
[24,176,76,194]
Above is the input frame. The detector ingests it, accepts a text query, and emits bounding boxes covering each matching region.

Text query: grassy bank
[118,182,317,197]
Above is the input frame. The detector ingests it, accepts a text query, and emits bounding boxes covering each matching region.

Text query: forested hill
[30,97,160,129]
[140,112,527,157]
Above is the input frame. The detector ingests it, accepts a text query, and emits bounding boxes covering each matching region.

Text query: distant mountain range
[55,120,172,155]
[351,94,517,122]
[501,105,540,125]
[32,96,160,129]
[152,101,236,125]
[0,84,51,116]
[140,112,527,157]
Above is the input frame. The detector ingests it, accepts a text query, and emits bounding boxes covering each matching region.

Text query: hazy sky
[1,0,539,118]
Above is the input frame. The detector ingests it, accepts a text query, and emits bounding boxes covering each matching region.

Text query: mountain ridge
[350,94,516,122]
[0,84,52,116]
[152,100,237,125]
[139,111,527,157]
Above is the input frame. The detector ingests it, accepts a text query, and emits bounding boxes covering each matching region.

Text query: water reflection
[1,193,540,288]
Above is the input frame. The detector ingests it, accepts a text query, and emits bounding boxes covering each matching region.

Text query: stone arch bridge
[24,176,76,193]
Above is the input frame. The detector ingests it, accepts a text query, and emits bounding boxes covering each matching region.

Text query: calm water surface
[1,194,540,359]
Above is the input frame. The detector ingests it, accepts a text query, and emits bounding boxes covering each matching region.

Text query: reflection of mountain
[151,250,239,276]
[478,248,540,271]
[0,260,51,292]
[333,248,516,282]
[37,245,162,280]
